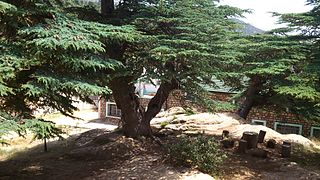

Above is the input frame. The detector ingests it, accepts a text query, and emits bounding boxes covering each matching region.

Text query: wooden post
[238,139,247,153]
[281,144,291,158]
[242,131,258,149]
[222,130,229,139]
[266,139,276,148]
[257,130,266,143]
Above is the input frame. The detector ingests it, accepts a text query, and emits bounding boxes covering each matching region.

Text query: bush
[184,108,196,116]
[168,135,227,175]
[160,121,169,128]
[0,111,63,151]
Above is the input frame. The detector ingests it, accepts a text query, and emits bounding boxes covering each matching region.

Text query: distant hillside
[233,19,264,35]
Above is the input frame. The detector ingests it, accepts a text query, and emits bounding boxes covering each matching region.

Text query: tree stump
[238,139,247,153]
[242,131,258,149]
[266,139,276,149]
[283,141,292,146]
[257,130,266,143]
[281,144,291,158]
[222,130,229,139]
[221,139,235,148]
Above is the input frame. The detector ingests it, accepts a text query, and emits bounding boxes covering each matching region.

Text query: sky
[219,0,313,31]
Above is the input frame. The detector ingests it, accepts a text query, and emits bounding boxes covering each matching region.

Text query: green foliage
[168,135,227,175]
[0,111,23,143]
[184,108,196,116]
[221,19,320,119]
[0,0,249,136]
[122,0,246,103]
[0,111,62,146]
[211,101,237,112]
[23,119,63,141]
[268,0,320,119]
[160,121,169,128]
[0,1,16,13]
[0,0,132,116]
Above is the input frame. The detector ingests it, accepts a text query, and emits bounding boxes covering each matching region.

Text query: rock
[150,116,176,125]
[266,139,276,149]
[151,107,317,149]
[283,162,297,167]
[157,128,177,136]
[181,171,214,180]
[156,107,186,118]
[171,119,187,124]
[229,124,316,148]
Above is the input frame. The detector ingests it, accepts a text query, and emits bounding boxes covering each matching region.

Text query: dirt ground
[0,110,320,180]
[0,129,213,180]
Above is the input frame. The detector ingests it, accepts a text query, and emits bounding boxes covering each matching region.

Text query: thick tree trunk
[109,77,145,137]
[101,0,114,15]
[109,78,178,137]
[237,76,263,119]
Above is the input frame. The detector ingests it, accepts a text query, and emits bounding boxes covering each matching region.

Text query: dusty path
[43,110,118,132]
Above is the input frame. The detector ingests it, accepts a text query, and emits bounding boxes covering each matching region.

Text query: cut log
[221,139,235,148]
[242,131,258,149]
[257,130,266,143]
[281,144,291,158]
[266,139,276,149]
[238,139,247,153]
[222,130,229,139]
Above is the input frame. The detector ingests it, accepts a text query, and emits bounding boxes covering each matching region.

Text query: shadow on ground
[0,129,190,180]
[1,127,319,180]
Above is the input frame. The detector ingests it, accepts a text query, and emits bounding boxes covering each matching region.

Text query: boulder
[156,107,186,118]
[151,107,317,149]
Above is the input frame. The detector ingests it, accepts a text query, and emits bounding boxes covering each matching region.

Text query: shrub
[185,108,196,116]
[0,111,63,151]
[160,121,169,128]
[168,135,227,175]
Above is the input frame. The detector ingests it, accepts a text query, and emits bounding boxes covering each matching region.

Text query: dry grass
[1,110,98,161]
[35,111,63,120]
[0,135,38,160]
[311,138,320,148]
[289,140,320,172]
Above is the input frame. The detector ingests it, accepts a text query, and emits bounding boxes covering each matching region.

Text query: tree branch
[144,79,179,122]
